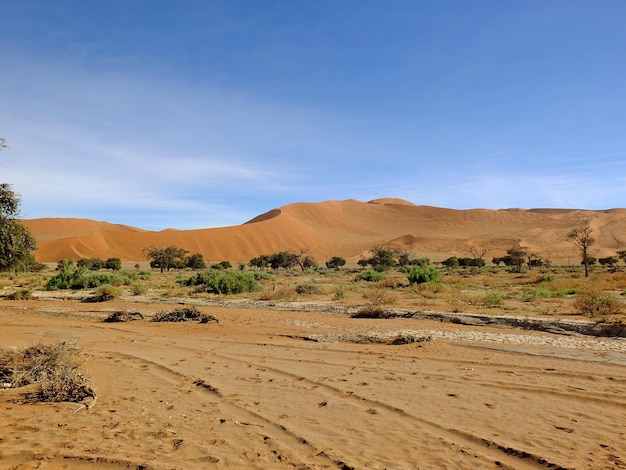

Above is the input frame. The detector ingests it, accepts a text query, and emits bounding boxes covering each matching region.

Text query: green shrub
[483,292,504,308]
[333,288,345,301]
[131,283,148,295]
[407,266,440,285]
[45,262,82,290]
[573,291,622,318]
[46,264,136,290]
[93,284,122,301]
[536,273,555,283]
[182,270,260,295]
[295,283,322,295]
[356,270,386,282]
[521,286,552,301]
[522,286,576,301]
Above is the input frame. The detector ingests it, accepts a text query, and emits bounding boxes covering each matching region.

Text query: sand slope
[23,199,626,263]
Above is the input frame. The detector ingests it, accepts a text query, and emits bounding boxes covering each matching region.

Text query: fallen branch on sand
[103,310,144,322]
[151,306,219,323]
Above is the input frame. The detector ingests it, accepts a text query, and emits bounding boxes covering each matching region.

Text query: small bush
[45,264,136,290]
[333,288,345,301]
[91,284,122,301]
[483,292,504,308]
[356,270,386,282]
[573,291,623,318]
[363,288,394,307]
[295,283,323,295]
[6,288,32,300]
[351,306,391,318]
[182,270,261,295]
[407,266,440,285]
[257,286,295,301]
[536,273,555,283]
[131,283,148,295]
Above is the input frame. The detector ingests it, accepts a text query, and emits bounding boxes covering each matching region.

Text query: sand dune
[23,199,626,263]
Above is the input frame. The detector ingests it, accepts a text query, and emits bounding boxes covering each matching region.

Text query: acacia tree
[568,225,595,277]
[143,245,188,273]
[0,140,37,271]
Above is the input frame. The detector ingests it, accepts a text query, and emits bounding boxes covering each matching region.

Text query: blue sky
[1,1,625,230]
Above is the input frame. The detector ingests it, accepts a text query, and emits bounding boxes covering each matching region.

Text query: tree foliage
[326,256,346,269]
[104,257,122,271]
[362,246,396,271]
[407,265,440,285]
[143,245,188,272]
[0,139,37,271]
[185,253,206,270]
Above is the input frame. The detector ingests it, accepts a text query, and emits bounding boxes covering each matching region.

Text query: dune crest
[23,199,626,263]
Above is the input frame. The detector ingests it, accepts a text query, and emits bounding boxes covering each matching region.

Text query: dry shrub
[376,278,406,289]
[5,288,32,300]
[363,288,395,307]
[410,282,444,299]
[352,288,395,318]
[295,283,323,295]
[0,342,96,406]
[573,291,623,318]
[151,306,218,323]
[586,272,626,291]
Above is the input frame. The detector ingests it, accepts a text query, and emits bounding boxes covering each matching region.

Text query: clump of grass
[295,283,323,295]
[131,283,148,295]
[363,287,395,307]
[482,292,504,308]
[256,285,295,301]
[535,273,555,283]
[356,270,386,282]
[352,288,395,318]
[5,288,33,300]
[522,286,576,301]
[0,342,96,407]
[91,284,122,301]
[332,287,346,301]
[573,291,623,318]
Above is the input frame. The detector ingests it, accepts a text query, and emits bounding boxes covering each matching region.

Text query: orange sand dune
[24,199,626,263]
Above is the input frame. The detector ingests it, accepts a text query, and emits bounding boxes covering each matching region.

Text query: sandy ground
[1,298,625,469]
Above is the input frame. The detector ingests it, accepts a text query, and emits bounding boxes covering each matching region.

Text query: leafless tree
[466,244,490,264]
[568,225,595,277]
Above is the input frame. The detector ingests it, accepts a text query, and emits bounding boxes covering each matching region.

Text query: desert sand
[23,198,626,263]
[1,296,625,469]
